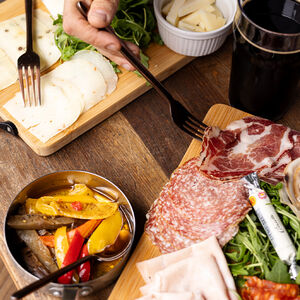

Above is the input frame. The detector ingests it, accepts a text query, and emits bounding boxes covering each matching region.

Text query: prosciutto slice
[199,117,299,185]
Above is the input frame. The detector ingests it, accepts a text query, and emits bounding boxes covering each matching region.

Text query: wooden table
[0,37,299,300]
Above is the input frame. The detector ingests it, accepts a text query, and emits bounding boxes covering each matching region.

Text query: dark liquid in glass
[229,0,300,121]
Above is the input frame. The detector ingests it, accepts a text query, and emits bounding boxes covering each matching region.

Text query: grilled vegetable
[17,230,58,273]
[87,210,123,254]
[58,230,84,284]
[7,215,75,230]
[77,244,91,282]
[54,226,69,268]
[21,247,50,279]
[40,219,102,248]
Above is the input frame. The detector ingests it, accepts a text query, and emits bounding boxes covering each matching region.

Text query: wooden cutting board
[0,0,194,156]
[108,103,251,300]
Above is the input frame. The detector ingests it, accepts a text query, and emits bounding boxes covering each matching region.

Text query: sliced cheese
[0,18,26,66]
[41,0,64,18]
[50,59,107,112]
[16,10,60,70]
[71,50,118,95]
[177,0,214,17]
[0,48,18,89]
[0,9,60,90]
[162,0,175,16]
[166,0,186,26]
[196,9,226,31]
[4,75,82,143]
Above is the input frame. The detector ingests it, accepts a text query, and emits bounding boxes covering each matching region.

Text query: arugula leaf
[52,0,160,71]
[224,181,300,287]
[265,259,293,284]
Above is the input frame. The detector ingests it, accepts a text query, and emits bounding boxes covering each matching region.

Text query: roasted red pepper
[58,230,84,284]
[77,244,91,282]
[71,201,83,211]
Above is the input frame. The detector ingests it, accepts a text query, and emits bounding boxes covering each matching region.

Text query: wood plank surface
[108,103,251,300]
[0,0,193,156]
[0,19,298,298]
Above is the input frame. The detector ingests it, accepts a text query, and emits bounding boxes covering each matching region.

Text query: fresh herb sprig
[52,0,162,72]
[53,15,95,61]
[223,182,300,288]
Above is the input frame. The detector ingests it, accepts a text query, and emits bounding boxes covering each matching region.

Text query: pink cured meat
[199,116,299,185]
[145,157,251,253]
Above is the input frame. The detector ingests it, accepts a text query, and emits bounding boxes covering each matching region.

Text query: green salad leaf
[52,0,162,73]
[223,182,300,288]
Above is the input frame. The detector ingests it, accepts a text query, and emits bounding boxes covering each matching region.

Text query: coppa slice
[199,116,298,185]
[50,58,107,112]
[145,157,251,253]
[71,50,118,95]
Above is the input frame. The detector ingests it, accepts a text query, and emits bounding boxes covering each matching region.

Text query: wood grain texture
[0,0,193,156]
[108,104,250,300]
[0,5,298,297]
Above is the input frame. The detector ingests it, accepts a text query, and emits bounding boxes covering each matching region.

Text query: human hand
[63,0,140,70]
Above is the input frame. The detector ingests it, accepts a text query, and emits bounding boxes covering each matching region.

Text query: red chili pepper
[58,230,84,284]
[71,201,83,211]
[77,244,91,282]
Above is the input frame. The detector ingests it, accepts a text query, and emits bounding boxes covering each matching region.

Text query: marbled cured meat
[199,117,299,185]
[145,157,251,253]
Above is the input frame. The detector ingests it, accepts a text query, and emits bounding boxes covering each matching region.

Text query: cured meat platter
[0,0,193,156]
[108,103,252,300]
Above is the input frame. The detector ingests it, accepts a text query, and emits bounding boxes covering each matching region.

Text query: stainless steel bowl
[4,170,136,299]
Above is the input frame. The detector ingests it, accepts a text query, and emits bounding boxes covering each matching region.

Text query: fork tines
[18,63,41,107]
[183,116,207,140]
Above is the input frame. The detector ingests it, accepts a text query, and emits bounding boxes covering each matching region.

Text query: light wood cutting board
[108,103,251,300]
[0,0,194,156]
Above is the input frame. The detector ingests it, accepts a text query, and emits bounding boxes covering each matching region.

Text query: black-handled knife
[0,121,18,136]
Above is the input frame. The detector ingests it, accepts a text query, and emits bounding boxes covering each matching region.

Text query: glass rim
[238,0,300,38]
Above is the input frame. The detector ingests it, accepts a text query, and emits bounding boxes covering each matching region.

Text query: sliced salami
[145,157,251,253]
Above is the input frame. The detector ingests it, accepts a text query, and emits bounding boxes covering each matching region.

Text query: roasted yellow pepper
[87,210,123,254]
[35,196,118,219]
[54,226,69,268]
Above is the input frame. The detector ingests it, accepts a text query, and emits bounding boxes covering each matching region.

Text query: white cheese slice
[71,50,118,95]
[4,75,82,143]
[162,0,175,16]
[50,59,107,112]
[16,10,61,70]
[166,0,186,26]
[41,0,64,18]
[0,9,60,90]
[0,48,18,89]
[177,0,214,17]
[0,18,26,66]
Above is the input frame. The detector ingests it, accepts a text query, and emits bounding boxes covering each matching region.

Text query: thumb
[88,0,119,28]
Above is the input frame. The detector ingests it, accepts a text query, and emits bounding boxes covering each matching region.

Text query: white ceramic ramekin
[154,0,237,56]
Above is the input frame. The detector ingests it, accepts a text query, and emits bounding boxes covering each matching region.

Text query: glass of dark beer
[228,0,300,121]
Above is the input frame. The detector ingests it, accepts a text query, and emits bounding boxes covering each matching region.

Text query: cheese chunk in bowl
[154,0,237,56]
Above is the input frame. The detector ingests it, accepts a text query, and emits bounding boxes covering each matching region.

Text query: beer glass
[228,0,300,121]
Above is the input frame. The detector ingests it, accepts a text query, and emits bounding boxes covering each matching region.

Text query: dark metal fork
[17,0,41,106]
[77,1,207,141]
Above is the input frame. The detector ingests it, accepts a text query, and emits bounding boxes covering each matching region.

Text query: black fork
[77,1,207,141]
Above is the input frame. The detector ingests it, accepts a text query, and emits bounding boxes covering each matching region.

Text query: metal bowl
[4,170,136,299]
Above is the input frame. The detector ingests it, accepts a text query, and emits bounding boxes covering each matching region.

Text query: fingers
[88,0,119,28]
[63,0,140,70]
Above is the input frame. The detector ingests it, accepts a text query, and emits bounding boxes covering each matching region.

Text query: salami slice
[145,157,251,253]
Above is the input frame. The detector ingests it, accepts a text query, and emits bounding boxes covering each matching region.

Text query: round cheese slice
[4,75,82,143]
[71,50,118,95]
[50,58,107,112]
